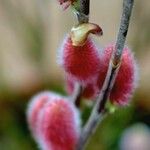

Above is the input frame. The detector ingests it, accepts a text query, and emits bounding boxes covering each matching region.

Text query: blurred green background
[0,0,150,150]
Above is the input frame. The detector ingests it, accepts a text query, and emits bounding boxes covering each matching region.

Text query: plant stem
[76,0,134,149]
[80,0,90,16]
[72,83,83,107]
[73,0,91,107]
[77,0,90,23]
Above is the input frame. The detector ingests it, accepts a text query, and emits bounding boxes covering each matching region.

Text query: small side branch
[77,0,90,23]
[76,0,134,149]
[80,0,90,16]
[72,83,83,107]
[73,0,91,107]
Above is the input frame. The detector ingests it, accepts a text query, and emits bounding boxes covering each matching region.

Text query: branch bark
[80,0,90,16]
[76,0,134,149]
[77,0,90,23]
[72,83,83,107]
[73,0,91,107]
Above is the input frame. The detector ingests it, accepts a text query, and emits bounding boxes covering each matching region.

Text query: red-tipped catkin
[61,37,101,84]
[97,44,138,105]
[37,94,80,150]
[59,23,103,85]
[66,76,98,99]
[64,43,138,105]
[27,91,50,140]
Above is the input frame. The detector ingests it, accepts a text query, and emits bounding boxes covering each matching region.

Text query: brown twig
[72,0,91,107]
[80,0,90,16]
[76,0,90,23]
[76,0,134,149]
[72,83,83,107]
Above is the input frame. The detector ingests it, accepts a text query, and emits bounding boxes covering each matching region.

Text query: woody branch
[76,0,134,149]
[72,0,90,106]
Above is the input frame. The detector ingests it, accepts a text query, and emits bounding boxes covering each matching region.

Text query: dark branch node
[123,30,128,37]
[80,0,90,15]
[98,67,116,113]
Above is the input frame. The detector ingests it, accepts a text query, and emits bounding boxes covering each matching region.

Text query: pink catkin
[37,96,80,150]
[97,44,138,105]
[65,44,138,105]
[60,36,101,84]
[27,92,50,140]
[66,76,98,99]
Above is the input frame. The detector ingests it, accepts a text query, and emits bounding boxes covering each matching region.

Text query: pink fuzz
[60,36,101,84]
[38,95,80,150]
[97,44,138,105]
[65,44,138,105]
[27,91,80,150]
[66,76,98,99]
[27,92,50,140]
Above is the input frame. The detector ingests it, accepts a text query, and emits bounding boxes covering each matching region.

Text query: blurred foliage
[0,0,150,150]
[0,0,45,64]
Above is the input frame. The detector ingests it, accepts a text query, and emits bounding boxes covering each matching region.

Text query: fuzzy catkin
[60,36,101,84]
[65,44,138,106]
[97,44,138,105]
[27,91,81,150]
